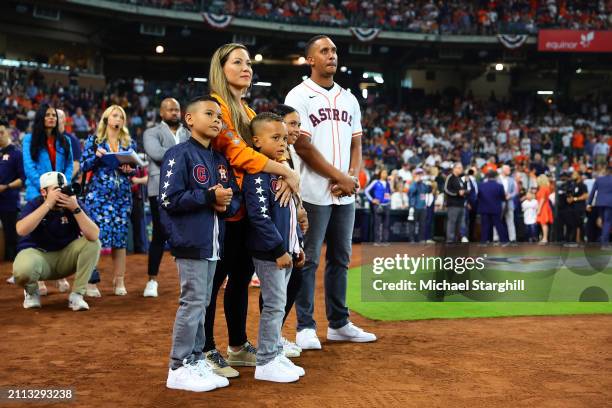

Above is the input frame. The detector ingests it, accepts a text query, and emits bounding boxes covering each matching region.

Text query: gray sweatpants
[254,258,291,366]
[169,258,217,370]
[446,206,466,243]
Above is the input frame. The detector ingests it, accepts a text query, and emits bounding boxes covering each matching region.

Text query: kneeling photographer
[12,171,101,311]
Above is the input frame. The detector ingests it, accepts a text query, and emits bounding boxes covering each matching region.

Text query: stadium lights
[362,88,368,99]
[254,81,271,87]
[340,66,347,73]
[537,90,554,95]
[373,75,384,84]
[155,45,164,54]
[254,54,263,62]
[362,72,369,79]
[576,68,582,74]
[495,63,504,71]
[297,56,306,65]
[192,77,208,82]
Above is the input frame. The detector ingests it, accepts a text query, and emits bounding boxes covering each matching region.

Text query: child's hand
[295,249,305,269]
[212,203,227,213]
[276,252,292,269]
[214,186,233,206]
[297,206,309,233]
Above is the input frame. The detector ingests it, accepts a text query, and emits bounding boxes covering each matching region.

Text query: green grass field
[346,266,612,321]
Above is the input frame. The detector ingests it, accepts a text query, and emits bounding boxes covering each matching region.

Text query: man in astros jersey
[285,35,377,350]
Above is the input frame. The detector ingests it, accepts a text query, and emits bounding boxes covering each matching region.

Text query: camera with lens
[57,173,81,197]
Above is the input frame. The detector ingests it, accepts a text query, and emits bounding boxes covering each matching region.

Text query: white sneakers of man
[295,328,322,350]
[254,355,299,383]
[68,293,89,311]
[281,337,301,358]
[327,322,377,343]
[461,237,469,243]
[166,359,228,392]
[22,290,89,311]
[143,280,159,298]
[23,290,41,309]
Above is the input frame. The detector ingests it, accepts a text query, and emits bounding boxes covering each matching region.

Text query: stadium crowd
[114,0,612,33]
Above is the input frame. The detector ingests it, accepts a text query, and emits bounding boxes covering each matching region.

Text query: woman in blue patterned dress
[81,105,136,296]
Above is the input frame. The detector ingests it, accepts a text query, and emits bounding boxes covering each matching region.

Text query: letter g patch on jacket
[193,164,209,185]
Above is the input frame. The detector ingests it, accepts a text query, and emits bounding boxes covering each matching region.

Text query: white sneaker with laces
[23,290,41,309]
[68,293,89,311]
[461,237,469,243]
[193,359,229,388]
[327,322,377,343]
[254,356,299,383]
[278,354,305,377]
[38,282,48,296]
[57,279,70,293]
[166,360,217,392]
[296,328,322,350]
[281,337,301,357]
[143,280,159,298]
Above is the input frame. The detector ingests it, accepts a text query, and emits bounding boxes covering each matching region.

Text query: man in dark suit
[587,165,612,245]
[478,170,509,243]
[142,98,190,297]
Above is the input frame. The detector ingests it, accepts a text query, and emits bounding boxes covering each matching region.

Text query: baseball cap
[40,172,67,189]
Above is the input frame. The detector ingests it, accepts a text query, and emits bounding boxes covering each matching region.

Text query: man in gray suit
[143,98,190,297]
[495,164,517,242]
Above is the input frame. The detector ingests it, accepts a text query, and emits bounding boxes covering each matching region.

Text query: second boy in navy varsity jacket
[243,172,303,261]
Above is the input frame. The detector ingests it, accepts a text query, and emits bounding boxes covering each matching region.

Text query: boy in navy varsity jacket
[243,113,305,383]
[161,96,239,393]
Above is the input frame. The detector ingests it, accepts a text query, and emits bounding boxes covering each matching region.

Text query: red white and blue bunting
[497,34,528,49]
[349,27,381,42]
[201,12,233,29]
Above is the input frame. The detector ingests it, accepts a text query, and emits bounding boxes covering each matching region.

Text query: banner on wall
[538,30,612,52]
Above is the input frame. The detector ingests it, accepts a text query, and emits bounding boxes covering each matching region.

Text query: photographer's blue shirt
[17,197,87,252]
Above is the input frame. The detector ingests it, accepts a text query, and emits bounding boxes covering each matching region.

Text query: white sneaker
[6,276,15,284]
[23,290,41,309]
[296,328,322,350]
[461,237,469,243]
[281,337,301,358]
[68,293,89,311]
[278,354,305,377]
[57,279,70,293]
[166,360,217,392]
[38,282,48,296]
[327,322,377,343]
[254,356,299,383]
[143,280,159,298]
[86,284,102,298]
[193,359,229,388]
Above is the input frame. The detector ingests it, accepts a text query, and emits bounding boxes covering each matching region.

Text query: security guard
[566,171,588,243]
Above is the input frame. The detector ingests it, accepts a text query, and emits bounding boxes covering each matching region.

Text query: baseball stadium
[0,1,611,407]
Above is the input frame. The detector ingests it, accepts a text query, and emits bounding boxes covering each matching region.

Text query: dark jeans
[371,204,390,243]
[204,218,254,351]
[147,196,166,277]
[296,202,354,331]
[408,208,427,242]
[259,266,302,326]
[0,210,18,262]
[526,224,539,242]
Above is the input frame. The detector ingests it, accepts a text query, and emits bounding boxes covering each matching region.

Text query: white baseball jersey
[284,78,362,206]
